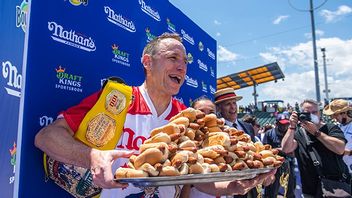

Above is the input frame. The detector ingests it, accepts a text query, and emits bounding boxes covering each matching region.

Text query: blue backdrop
[0,0,27,197]
[13,0,217,197]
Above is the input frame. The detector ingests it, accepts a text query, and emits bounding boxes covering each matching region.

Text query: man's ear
[142,54,152,71]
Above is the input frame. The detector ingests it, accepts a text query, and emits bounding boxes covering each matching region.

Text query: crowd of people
[34,32,351,198]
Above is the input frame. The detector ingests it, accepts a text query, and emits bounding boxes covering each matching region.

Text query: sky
[169,0,352,107]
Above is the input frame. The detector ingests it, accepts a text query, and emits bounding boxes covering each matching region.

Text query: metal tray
[115,167,274,187]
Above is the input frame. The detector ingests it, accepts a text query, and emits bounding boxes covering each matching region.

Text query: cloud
[320,5,352,23]
[214,20,221,25]
[216,32,221,37]
[304,29,325,39]
[259,37,352,104]
[217,45,238,62]
[273,15,289,25]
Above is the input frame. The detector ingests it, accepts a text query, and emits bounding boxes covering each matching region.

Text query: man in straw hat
[323,99,352,173]
[214,87,256,142]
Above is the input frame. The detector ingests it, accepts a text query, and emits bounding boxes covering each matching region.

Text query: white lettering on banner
[209,85,216,94]
[138,0,161,21]
[181,29,195,45]
[16,0,28,33]
[104,6,136,33]
[197,59,208,72]
[185,75,198,88]
[207,48,215,60]
[2,61,21,97]
[166,18,176,33]
[39,116,54,127]
[202,81,208,93]
[112,44,130,67]
[55,66,83,93]
[210,67,215,77]
[48,21,96,52]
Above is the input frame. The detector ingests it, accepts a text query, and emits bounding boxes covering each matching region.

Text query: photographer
[281,99,350,197]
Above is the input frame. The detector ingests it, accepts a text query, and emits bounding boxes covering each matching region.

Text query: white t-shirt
[341,121,352,173]
[100,84,186,198]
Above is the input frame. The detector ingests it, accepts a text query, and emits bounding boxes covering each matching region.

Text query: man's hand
[300,121,318,136]
[90,149,133,189]
[289,112,298,128]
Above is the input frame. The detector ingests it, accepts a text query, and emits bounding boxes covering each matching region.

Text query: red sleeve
[61,91,102,133]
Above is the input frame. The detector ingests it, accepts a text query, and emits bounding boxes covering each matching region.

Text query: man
[281,99,350,197]
[191,95,216,115]
[35,33,275,198]
[323,99,352,173]
[262,113,296,198]
[214,88,256,142]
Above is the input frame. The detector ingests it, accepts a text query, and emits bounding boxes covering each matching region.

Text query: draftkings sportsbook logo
[145,27,157,42]
[67,0,88,6]
[210,67,215,77]
[197,59,208,72]
[181,29,195,45]
[48,21,96,52]
[202,81,208,93]
[112,44,130,67]
[55,66,83,92]
[104,6,136,33]
[139,0,161,21]
[185,75,198,88]
[166,18,176,33]
[2,61,22,98]
[16,0,28,33]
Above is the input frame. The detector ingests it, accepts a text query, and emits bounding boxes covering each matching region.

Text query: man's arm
[34,118,132,188]
[281,112,298,154]
[301,121,345,155]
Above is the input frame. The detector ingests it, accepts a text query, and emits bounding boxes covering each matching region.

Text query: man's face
[145,38,187,96]
[277,122,289,134]
[301,102,320,124]
[218,99,238,122]
[332,112,347,124]
[193,100,216,115]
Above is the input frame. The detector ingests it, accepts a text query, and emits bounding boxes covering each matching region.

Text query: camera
[298,112,311,122]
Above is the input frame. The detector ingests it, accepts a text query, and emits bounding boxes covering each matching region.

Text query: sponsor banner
[15,1,216,197]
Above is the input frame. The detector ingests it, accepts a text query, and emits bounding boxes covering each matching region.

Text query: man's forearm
[316,132,345,155]
[281,129,297,153]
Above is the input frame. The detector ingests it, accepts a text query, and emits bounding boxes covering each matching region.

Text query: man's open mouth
[169,75,181,84]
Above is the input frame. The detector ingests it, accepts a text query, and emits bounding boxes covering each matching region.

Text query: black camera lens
[298,112,311,122]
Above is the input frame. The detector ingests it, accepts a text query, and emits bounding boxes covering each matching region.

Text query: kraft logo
[39,115,54,127]
[104,6,136,33]
[2,61,21,98]
[48,21,96,52]
[197,59,208,72]
[207,48,215,60]
[185,75,198,88]
[15,0,28,33]
[139,0,161,21]
[181,29,195,45]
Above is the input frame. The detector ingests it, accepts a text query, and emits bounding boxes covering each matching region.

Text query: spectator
[241,114,261,142]
[281,99,350,197]
[262,113,296,198]
[191,95,216,115]
[323,99,352,173]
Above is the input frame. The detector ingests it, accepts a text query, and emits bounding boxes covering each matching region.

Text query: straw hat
[214,88,242,104]
[323,99,352,116]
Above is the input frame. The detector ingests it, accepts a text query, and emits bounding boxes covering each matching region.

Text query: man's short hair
[142,32,182,56]
[300,99,319,108]
[191,95,213,108]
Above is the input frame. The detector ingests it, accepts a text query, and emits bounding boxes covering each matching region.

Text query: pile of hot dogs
[115,108,283,178]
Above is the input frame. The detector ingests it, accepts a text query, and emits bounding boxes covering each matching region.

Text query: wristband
[314,130,321,137]
[289,125,296,130]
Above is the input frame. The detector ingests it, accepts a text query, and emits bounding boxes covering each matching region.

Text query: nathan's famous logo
[2,61,22,98]
[173,96,184,104]
[112,44,130,67]
[207,48,215,60]
[16,0,28,33]
[185,75,198,88]
[139,0,160,21]
[198,41,204,52]
[201,81,208,93]
[197,59,208,72]
[104,6,136,33]
[145,27,156,42]
[187,53,193,64]
[210,66,215,77]
[166,18,176,33]
[209,85,216,94]
[9,142,16,184]
[55,66,83,92]
[68,0,88,6]
[181,29,195,45]
[39,115,54,127]
[48,21,96,52]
